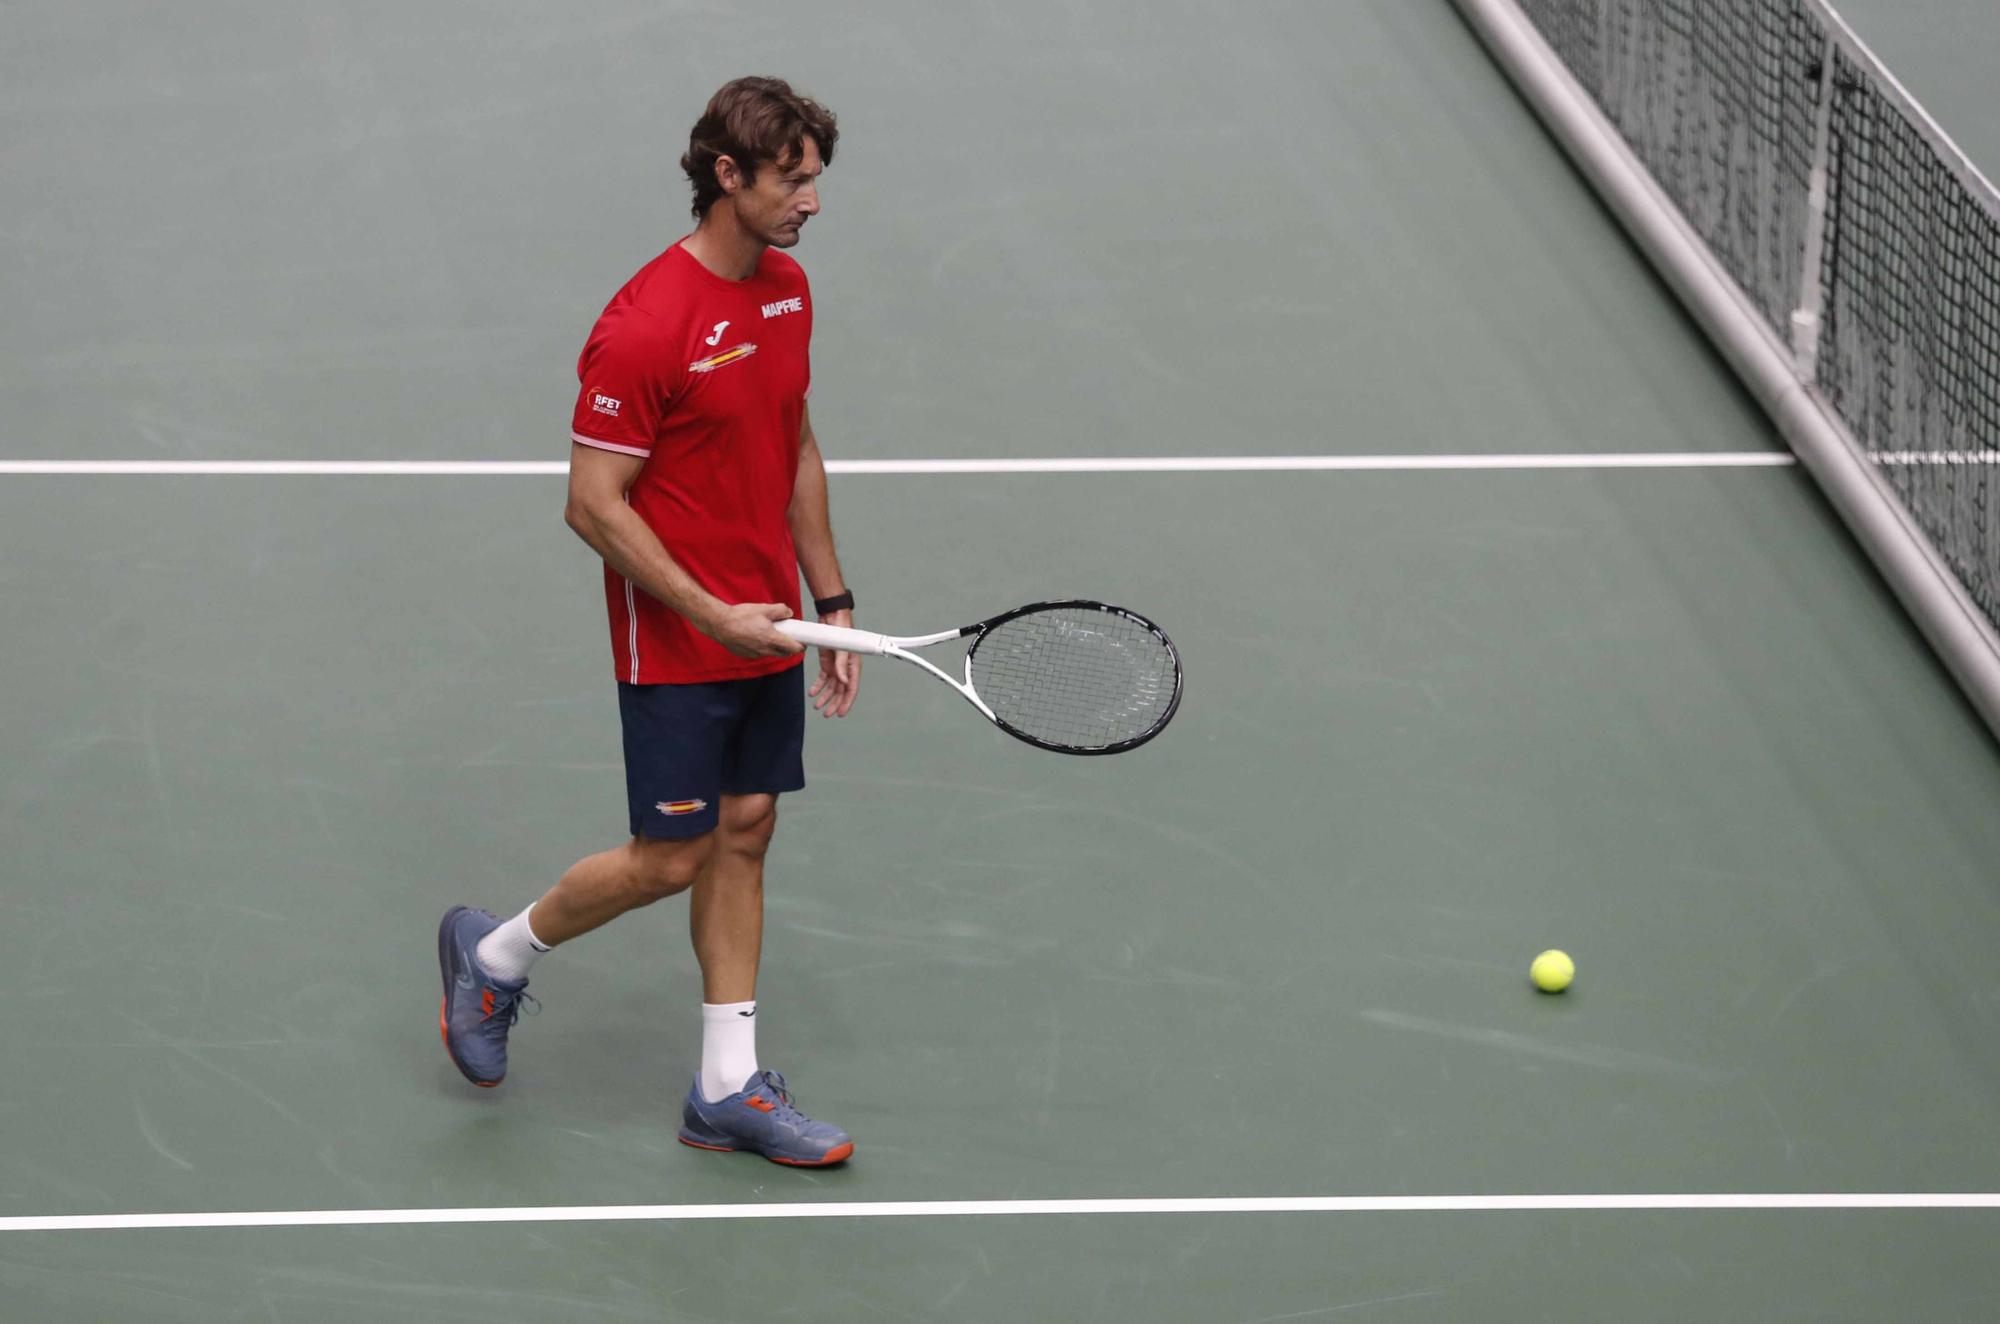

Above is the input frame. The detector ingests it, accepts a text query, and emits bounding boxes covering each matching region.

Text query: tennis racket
[776,600,1182,755]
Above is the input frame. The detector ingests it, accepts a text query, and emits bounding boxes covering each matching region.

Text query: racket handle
[776,618,892,656]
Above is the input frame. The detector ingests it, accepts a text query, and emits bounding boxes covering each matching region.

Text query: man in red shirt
[438,78,859,1166]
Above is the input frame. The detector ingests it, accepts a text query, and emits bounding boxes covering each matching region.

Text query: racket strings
[968,607,1179,751]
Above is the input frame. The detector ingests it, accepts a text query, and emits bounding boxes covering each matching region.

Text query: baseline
[8,1193,2000,1233]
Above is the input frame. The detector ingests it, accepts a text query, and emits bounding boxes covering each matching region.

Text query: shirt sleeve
[570,307,679,457]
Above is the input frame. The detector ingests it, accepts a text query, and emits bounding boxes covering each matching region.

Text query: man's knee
[626,836,713,903]
[718,796,778,859]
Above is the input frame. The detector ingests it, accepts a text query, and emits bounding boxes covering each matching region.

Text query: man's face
[723,137,822,248]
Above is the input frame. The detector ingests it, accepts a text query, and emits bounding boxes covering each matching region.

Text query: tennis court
[5,2,2000,1319]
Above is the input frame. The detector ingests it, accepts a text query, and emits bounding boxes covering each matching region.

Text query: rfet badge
[656,799,708,816]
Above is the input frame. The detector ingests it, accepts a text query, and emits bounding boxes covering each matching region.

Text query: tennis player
[437,77,859,1166]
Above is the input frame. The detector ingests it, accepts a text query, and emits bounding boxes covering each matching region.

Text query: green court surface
[6,470,2000,1319]
[5,1215,1998,1322]
[6,1,2000,1321]
[2,0,1776,463]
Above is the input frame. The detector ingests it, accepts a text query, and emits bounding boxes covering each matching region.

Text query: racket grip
[776,618,891,656]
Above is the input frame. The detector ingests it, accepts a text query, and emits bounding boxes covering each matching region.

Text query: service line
[0,453,1798,477]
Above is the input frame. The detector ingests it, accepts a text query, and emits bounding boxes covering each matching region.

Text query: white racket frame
[777,619,996,721]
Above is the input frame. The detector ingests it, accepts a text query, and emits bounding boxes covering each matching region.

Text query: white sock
[474,905,551,984]
[700,1001,759,1103]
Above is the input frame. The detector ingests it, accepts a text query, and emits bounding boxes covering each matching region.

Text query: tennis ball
[1530,949,1574,993]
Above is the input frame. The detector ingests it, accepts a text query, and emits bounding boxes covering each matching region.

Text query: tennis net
[1510,0,2000,635]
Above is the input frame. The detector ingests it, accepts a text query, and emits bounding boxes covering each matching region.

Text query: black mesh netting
[1817,45,2000,627]
[1516,0,1824,338]
[1513,0,2000,632]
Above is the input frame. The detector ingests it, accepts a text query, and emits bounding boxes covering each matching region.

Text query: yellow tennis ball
[1530,949,1574,993]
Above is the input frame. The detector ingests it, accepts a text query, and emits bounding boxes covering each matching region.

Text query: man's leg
[690,793,776,1004]
[534,834,717,946]
[687,794,776,1100]
[675,792,851,1164]
[674,670,850,1164]
[438,834,713,1087]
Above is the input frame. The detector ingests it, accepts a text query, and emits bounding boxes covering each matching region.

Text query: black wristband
[813,590,854,615]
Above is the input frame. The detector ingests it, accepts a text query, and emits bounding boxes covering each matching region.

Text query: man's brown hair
[680,77,838,219]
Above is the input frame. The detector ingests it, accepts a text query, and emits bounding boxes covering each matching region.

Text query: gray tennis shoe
[678,1070,855,1166]
[436,905,536,1087]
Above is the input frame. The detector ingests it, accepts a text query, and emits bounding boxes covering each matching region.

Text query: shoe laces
[750,1070,804,1121]
[481,986,540,1034]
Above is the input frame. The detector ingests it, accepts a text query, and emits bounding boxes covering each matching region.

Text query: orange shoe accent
[480,988,496,1019]
[772,1141,854,1166]
[677,1135,851,1164]
[744,1096,777,1113]
[678,1135,736,1153]
[441,994,502,1086]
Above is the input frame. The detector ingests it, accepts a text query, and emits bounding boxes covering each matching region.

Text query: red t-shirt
[570,242,812,683]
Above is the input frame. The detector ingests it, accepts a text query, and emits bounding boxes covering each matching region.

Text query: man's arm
[564,443,800,659]
[788,407,846,604]
[788,407,860,716]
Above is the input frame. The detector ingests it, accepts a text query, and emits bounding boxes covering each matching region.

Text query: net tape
[1514,0,2000,630]
[968,607,1178,751]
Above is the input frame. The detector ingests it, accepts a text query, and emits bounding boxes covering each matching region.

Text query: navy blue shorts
[618,665,806,840]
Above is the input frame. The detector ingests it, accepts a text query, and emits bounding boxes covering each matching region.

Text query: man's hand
[809,607,862,717]
[706,602,805,659]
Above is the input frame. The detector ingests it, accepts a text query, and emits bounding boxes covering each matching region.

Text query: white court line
[6,1192,1999,1232]
[0,453,1797,477]
[830,453,1797,473]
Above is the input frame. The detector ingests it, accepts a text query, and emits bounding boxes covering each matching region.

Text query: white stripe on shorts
[624,579,640,683]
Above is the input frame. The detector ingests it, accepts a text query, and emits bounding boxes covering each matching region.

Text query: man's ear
[715,154,743,196]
